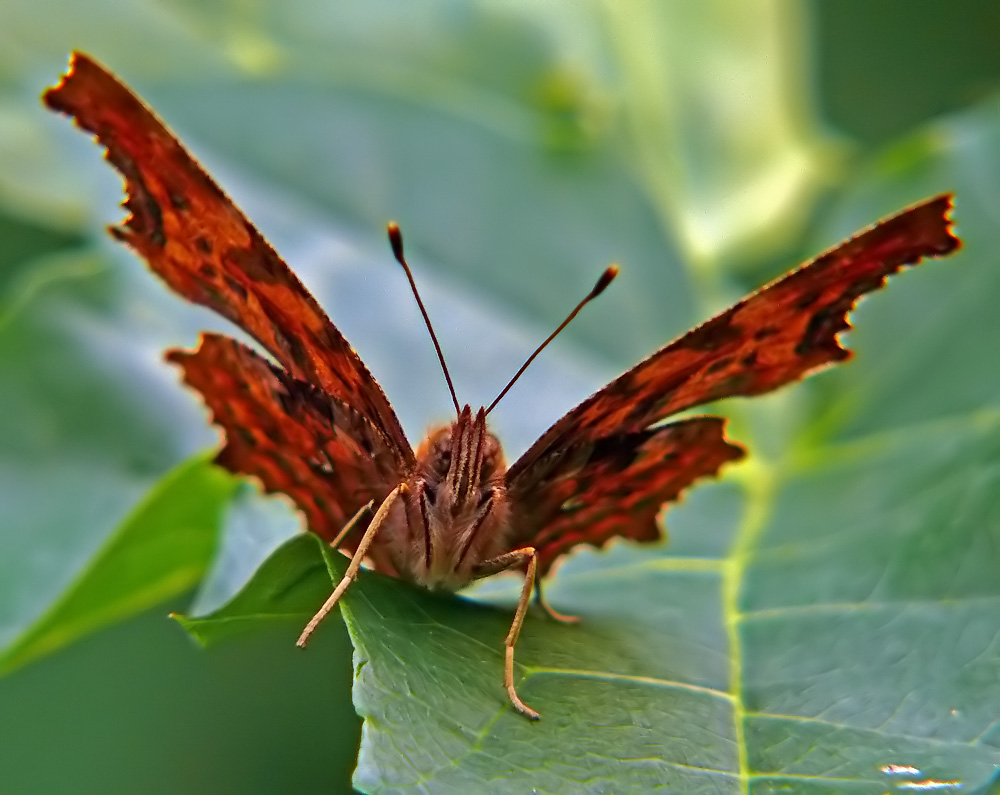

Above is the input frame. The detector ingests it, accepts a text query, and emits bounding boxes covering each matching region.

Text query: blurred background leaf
[1,0,999,793]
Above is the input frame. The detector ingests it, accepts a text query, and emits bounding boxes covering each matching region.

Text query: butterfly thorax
[381,405,512,590]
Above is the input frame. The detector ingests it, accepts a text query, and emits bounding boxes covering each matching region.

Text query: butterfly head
[416,405,506,510]
[409,405,511,587]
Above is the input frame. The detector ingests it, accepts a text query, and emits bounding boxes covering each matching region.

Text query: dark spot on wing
[682,311,741,351]
[271,453,296,479]
[125,165,167,248]
[272,364,343,430]
[754,326,779,341]
[271,330,312,373]
[225,275,248,301]
[313,494,333,516]
[741,351,758,367]
[705,355,734,375]
[808,252,836,272]
[270,324,302,372]
[199,283,234,319]
[795,288,822,310]
[199,262,217,278]
[321,325,352,353]
[226,240,282,283]
[235,426,257,448]
[359,433,376,457]
[851,274,888,296]
[275,383,296,417]
[168,191,188,211]
[114,150,165,247]
[621,359,704,429]
[613,370,637,395]
[716,372,755,394]
[625,391,665,428]
[196,236,212,254]
[263,423,284,445]
[796,304,851,357]
[591,432,649,473]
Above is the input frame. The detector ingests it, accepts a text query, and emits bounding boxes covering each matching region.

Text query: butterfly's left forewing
[507,195,959,570]
[44,52,413,461]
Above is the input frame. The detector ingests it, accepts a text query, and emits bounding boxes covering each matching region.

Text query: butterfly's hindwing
[507,417,744,574]
[168,334,407,550]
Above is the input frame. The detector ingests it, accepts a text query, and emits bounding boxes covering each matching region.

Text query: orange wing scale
[43,52,412,460]
[509,195,959,482]
[509,417,744,575]
[506,195,958,567]
[168,334,405,566]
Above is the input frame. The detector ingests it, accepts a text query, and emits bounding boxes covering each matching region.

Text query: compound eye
[480,445,502,483]
[432,448,451,478]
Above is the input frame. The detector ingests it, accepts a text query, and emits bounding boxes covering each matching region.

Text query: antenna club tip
[591,264,619,298]
[387,222,404,260]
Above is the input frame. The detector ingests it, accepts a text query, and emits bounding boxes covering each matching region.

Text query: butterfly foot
[534,584,579,624]
[539,599,579,624]
[505,645,540,721]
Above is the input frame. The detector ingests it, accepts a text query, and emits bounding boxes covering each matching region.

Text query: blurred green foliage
[1,1,999,793]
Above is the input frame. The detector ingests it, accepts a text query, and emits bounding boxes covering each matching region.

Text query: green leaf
[0,455,237,675]
[3,2,1000,793]
[0,244,233,661]
[172,96,1000,791]
[0,211,82,304]
[197,412,1000,791]
[175,534,330,646]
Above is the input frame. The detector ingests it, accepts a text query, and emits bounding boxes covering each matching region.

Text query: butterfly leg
[327,500,375,550]
[473,546,540,721]
[534,581,579,624]
[297,484,406,648]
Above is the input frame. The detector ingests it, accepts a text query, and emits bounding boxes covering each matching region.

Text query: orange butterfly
[45,52,960,720]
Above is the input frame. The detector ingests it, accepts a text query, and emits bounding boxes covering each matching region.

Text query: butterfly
[45,52,960,720]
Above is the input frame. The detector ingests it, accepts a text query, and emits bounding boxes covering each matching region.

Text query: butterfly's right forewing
[505,194,959,570]
[509,194,959,488]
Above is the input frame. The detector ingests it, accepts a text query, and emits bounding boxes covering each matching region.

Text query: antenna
[486,265,619,415]
[387,222,462,415]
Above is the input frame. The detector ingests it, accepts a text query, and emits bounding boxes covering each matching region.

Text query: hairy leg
[474,546,540,720]
[297,485,405,647]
